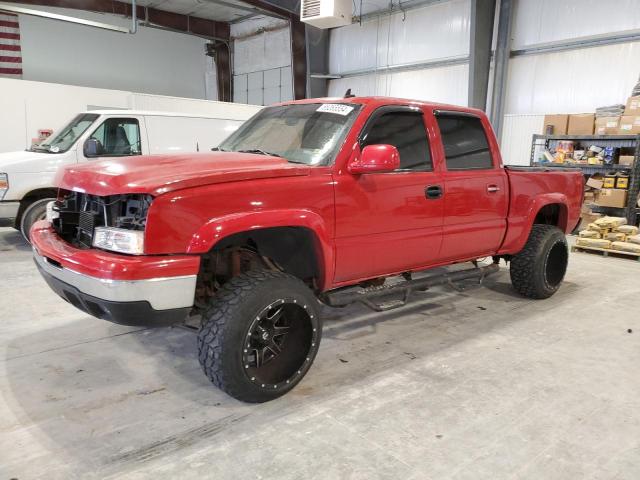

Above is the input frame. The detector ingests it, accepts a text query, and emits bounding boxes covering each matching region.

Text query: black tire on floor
[510,224,569,299]
[20,198,54,243]
[197,269,322,403]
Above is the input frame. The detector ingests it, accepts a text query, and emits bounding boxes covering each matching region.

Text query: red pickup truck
[31,97,583,402]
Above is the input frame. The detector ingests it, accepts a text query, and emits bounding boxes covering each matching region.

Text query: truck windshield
[219,103,361,166]
[34,113,100,153]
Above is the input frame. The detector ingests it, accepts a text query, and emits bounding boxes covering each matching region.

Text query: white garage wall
[327,63,469,105]
[231,17,293,105]
[327,0,470,104]
[505,42,640,115]
[16,6,214,100]
[512,0,640,49]
[0,77,260,153]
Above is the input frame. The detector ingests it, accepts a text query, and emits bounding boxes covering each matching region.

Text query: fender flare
[186,209,335,290]
[499,193,570,255]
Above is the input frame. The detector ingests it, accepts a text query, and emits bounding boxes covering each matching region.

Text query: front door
[79,117,145,161]
[333,106,444,284]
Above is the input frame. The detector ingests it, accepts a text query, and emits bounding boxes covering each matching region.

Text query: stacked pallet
[576,217,640,256]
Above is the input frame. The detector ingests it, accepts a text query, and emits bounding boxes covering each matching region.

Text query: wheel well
[16,188,58,225]
[194,227,321,309]
[533,203,567,231]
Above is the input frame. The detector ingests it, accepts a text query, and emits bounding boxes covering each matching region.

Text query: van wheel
[20,198,54,243]
[197,270,322,403]
[510,224,568,299]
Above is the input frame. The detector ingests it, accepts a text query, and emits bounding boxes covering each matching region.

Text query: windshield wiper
[211,147,228,152]
[237,148,282,158]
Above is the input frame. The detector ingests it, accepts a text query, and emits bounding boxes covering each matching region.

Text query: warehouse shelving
[530,134,640,225]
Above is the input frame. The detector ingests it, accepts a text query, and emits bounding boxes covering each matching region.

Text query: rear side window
[362,111,432,171]
[435,114,493,170]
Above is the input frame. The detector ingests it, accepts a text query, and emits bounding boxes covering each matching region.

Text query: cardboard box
[595,189,628,208]
[586,177,604,190]
[567,114,595,135]
[595,116,620,135]
[626,96,640,115]
[617,115,640,135]
[619,155,635,166]
[542,114,568,135]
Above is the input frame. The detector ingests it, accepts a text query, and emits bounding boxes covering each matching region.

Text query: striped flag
[0,12,22,78]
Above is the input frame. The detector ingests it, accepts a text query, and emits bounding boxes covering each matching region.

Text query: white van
[0,108,261,240]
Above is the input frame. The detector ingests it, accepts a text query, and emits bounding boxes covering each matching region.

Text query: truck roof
[280,96,486,117]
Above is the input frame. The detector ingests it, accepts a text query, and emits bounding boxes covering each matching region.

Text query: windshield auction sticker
[317,104,355,116]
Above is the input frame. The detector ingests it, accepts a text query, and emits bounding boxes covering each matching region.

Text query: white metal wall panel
[232,17,292,105]
[328,63,469,105]
[328,0,470,75]
[505,42,640,115]
[512,0,640,49]
[233,27,291,75]
[500,114,544,166]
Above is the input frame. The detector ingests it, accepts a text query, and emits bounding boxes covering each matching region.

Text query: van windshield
[218,103,361,166]
[34,113,100,153]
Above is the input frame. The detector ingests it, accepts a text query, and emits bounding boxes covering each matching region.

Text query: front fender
[187,209,335,291]
[499,193,570,255]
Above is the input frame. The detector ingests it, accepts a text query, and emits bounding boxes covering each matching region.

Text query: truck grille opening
[51,192,152,249]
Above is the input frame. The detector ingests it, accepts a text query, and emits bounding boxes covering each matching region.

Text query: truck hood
[55,152,311,196]
[0,150,74,174]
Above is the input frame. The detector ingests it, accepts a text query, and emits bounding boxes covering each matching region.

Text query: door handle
[425,185,443,199]
[487,184,500,193]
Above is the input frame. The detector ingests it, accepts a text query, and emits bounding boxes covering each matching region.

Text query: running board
[322,263,500,312]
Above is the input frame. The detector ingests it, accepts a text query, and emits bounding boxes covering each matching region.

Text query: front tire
[20,198,54,243]
[197,270,322,403]
[510,224,569,299]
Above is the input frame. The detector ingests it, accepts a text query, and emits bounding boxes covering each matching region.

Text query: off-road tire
[20,198,54,243]
[197,270,322,403]
[510,224,568,299]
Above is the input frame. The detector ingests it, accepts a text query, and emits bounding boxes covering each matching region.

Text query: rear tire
[510,224,568,299]
[197,270,322,403]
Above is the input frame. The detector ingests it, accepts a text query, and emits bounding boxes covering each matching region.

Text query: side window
[88,118,141,157]
[362,111,432,171]
[435,114,493,170]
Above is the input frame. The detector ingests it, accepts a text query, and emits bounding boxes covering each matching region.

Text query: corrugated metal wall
[232,17,293,105]
[327,0,470,104]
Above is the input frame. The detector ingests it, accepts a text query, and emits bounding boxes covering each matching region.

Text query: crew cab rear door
[431,110,508,261]
[333,105,444,283]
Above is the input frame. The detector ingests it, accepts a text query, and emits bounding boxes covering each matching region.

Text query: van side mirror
[83,138,103,157]
[349,144,400,174]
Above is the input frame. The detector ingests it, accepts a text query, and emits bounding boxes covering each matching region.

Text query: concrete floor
[1,227,639,480]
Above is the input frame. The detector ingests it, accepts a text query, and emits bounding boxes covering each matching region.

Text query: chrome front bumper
[34,251,197,311]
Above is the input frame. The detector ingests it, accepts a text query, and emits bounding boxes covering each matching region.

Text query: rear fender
[499,193,570,255]
[187,209,334,290]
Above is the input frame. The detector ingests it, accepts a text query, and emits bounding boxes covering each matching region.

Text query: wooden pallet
[571,244,640,261]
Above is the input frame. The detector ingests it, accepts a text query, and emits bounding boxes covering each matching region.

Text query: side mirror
[349,144,400,174]
[83,138,103,157]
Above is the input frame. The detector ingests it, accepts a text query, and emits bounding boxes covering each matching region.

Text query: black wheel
[20,198,54,243]
[197,270,322,403]
[510,224,569,299]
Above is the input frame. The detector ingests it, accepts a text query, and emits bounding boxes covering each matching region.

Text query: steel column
[489,0,514,141]
[468,0,496,110]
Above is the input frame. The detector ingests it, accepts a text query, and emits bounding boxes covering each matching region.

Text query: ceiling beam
[0,0,230,39]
